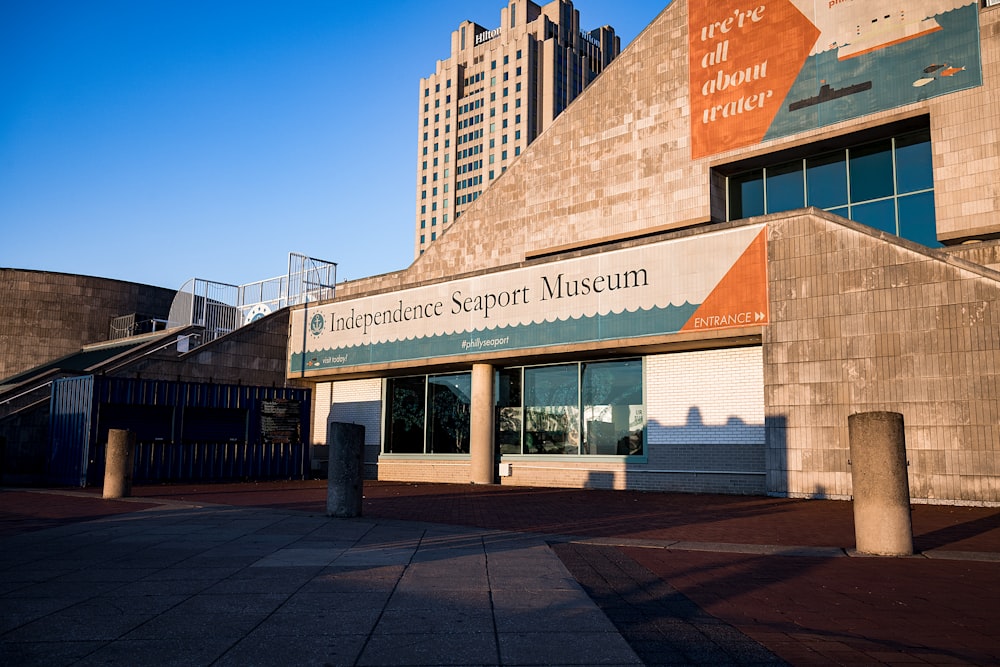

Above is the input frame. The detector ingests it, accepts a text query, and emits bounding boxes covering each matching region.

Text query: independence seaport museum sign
[289,224,768,375]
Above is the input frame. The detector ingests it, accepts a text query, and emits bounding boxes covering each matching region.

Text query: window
[498,360,644,456]
[386,376,426,453]
[385,373,471,454]
[723,128,938,246]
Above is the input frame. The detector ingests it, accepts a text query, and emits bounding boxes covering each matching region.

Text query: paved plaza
[2,481,999,666]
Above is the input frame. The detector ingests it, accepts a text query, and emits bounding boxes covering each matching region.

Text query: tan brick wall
[377,458,471,484]
[334,0,999,304]
[120,310,291,387]
[765,210,1000,504]
[0,269,175,381]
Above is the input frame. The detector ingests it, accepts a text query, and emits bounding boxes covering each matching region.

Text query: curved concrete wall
[0,269,176,381]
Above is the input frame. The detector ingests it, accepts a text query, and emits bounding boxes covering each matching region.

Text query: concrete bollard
[848,411,913,556]
[327,422,364,518]
[103,429,135,499]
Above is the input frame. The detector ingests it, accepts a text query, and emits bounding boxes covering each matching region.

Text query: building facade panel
[765,211,1000,504]
[291,0,1000,505]
[0,269,175,382]
[330,378,382,479]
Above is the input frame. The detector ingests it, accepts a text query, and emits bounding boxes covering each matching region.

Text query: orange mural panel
[689,1,819,159]
[681,227,768,332]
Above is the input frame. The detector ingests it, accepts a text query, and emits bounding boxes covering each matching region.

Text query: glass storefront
[498,358,644,456]
[384,359,645,457]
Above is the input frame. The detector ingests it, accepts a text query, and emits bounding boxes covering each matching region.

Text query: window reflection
[497,368,522,455]
[729,172,764,219]
[850,199,896,235]
[806,152,847,209]
[895,131,933,193]
[897,191,937,247]
[498,359,645,456]
[427,374,471,454]
[849,139,894,202]
[524,365,580,455]
[385,376,426,454]
[765,161,804,212]
[582,359,644,456]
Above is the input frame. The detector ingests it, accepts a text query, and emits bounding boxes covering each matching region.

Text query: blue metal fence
[49,375,310,486]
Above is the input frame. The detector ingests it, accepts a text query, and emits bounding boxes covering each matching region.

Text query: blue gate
[47,376,96,487]
[48,376,310,486]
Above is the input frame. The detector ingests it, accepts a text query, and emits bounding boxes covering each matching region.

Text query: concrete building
[0,269,176,382]
[294,0,1000,507]
[414,0,620,256]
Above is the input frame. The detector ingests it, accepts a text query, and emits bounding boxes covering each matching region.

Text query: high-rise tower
[414,0,620,256]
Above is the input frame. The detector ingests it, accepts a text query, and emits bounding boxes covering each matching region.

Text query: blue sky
[1,1,668,289]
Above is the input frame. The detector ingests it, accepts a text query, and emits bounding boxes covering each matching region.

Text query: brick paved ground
[4,480,1000,665]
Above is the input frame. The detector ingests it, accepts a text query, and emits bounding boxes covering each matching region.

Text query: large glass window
[385,373,471,454]
[765,160,805,212]
[385,377,426,453]
[728,172,764,219]
[848,139,894,202]
[497,359,645,456]
[524,365,580,455]
[582,359,644,456]
[427,374,471,453]
[724,129,938,246]
[805,152,847,209]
